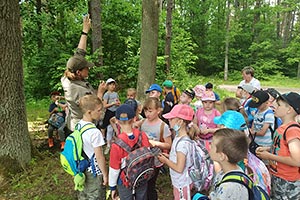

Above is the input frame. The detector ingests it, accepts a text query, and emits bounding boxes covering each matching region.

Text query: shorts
[78,172,106,200]
[271,175,300,200]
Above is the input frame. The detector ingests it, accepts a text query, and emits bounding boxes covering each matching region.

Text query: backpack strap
[283,123,300,141]
[174,136,191,151]
[76,123,97,160]
[159,121,166,142]
[114,131,143,153]
[215,171,254,200]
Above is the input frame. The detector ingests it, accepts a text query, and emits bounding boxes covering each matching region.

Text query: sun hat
[201,91,216,101]
[214,110,247,131]
[248,90,269,108]
[106,78,116,84]
[239,84,255,94]
[183,88,195,100]
[67,55,94,73]
[278,92,300,114]
[162,80,173,88]
[162,104,194,121]
[145,84,163,94]
[193,85,206,97]
[115,104,136,121]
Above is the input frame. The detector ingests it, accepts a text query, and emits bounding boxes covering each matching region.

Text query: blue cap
[145,84,162,94]
[115,104,135,121]
[214,110,247,131]
[124,98,138,112]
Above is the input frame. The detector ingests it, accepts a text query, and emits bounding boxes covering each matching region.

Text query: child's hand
[111,190,119,200]
[102,175,108,186]
[157,153,168,163]
[149,139,159,147]
[256,147,271,160]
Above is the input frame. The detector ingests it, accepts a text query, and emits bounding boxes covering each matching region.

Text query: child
[208,128,249,199]
[179,88,195,105]
[256,92,300,199]
[126,88,143,118]
[145,84,162,99]
[157,104,195,200]
[193,91,221,150]
[100,78,120,144]
[77,95,108,200]
[205,83,221,105]
[109,104,150,200]
[192,85,206,111]
[239,84,256,127]
[141,97,172,200]
[249,90,274,147]
[47,91,67,149]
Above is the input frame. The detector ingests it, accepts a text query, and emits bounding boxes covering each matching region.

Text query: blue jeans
[118,182,148,200]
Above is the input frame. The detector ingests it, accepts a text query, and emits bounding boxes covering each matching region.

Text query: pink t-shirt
[196,108,221,140]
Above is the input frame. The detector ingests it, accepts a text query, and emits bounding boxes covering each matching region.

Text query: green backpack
[60,123,97,176]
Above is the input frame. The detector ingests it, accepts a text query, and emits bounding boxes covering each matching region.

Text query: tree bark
[89,0,103,66]
[0,0,31,181]
[137,0,160,101]
[297,62,300,79]
[165,0,173,74]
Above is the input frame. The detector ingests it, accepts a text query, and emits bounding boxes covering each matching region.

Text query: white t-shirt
[79,120,105,175]
[238,77,261,90]
[169,136,193,188]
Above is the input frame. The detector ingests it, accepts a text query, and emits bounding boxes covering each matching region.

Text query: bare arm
[77,15,91,50]
[254,123,270,136]
[94,146,108,185]
[158,151,186,173]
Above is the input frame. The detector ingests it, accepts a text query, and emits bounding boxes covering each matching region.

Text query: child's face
[127,92,136,99]
[274,100,290,118]
[168,117,180,129]
[107,82,116,91]
[144,106,160,121]
[90,104,103,121]
[209,137,220,162]
[202,100,215,111]
[257,101,269,111]
[148,90,161,99]
[51,95,58,102]
[180,93,192,105]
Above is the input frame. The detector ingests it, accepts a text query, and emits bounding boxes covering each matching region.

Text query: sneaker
[60,141,65,150]
[104,146,110,155]
[48,138,54,148]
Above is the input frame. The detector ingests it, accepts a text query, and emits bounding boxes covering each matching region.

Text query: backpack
[48,113,65,129]
[60,123,97,176]
[172,86,181,105]
[216,171,270,200]
[114,131,155,195]
[176,137,214,192]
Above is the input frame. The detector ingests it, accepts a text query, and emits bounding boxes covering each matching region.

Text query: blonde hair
[143,97,162,110]
[127,88,137,96]
[79,95,102,114]
[214,128,248,164]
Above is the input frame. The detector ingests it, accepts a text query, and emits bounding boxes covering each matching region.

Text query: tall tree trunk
[297,62,300,79]
[137,0,160,101]
[224,0,231,81]
[89,0,103,66]
[0,0,31,182]
[165,0,173,74]
[276,0,281,38]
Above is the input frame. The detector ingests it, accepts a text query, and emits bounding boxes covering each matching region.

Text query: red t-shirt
[269,122,300,181]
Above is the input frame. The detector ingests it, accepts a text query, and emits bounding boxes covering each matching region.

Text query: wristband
[81,31,88,36]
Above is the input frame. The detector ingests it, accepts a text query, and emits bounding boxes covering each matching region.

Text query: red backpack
[114,132,155,195]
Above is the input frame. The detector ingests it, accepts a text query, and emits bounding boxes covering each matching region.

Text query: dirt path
[218,84,299,94]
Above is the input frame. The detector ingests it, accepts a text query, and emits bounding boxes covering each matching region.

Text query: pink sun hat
[201,91,216,101]
[162,104,194,121]
[193,85,206,97]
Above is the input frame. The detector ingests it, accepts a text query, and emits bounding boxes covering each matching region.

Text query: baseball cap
[67,55,94,73]
[145,84,162,94]
[183,88,195,99]
[162,104,194,121]
[162,80,173,88]
[248,90,269,108]
[193,85,206,97]
[106,78,116,84]
[214,110,247,131]
[124,98,138,113]
[239,84,255,94]
[278,92,300,114]
[265,88,280,99]
[115,104,136,121]
[205,82,213,89]
[201,91,216,101]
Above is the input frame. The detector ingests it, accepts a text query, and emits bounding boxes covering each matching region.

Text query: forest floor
[0,122,173,200]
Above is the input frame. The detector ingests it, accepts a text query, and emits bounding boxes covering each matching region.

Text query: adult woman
[61,15,105,131]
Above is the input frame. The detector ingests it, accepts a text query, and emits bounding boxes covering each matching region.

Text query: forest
[20,0,300,100]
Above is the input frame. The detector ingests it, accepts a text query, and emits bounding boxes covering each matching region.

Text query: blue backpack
[60,123,97,176]
[216,171,270,200]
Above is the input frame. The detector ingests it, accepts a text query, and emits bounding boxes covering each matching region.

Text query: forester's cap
[248,90,269,108]
[205,82,213,89]
[106,78,116,84]
[183,88,195,100]
[240,84,255,94]
[163,104,194,121]
[67,55,94,73]
[214,110,247,131]
[162,80,173,88]
[145,84,162,94]
[278,92,300,114]
[115,104,135,121]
